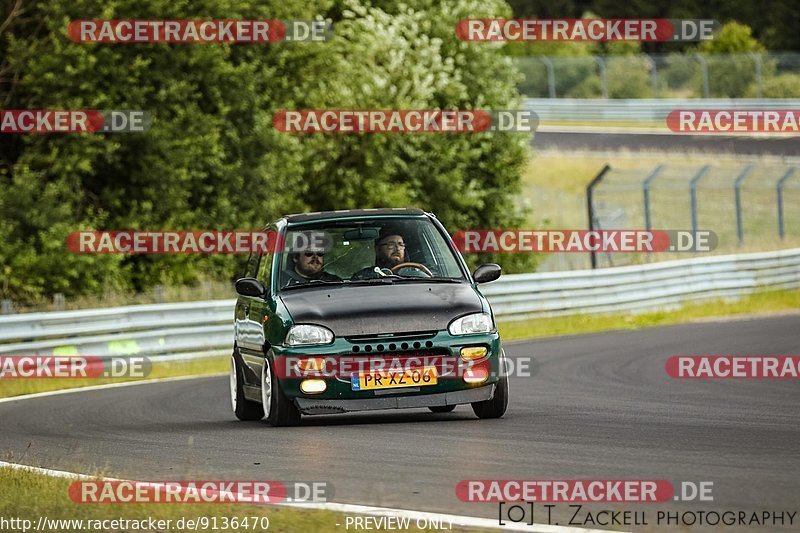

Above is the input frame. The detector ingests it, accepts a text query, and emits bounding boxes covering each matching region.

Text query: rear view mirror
[343,227,379,240]
[473,263,501,284]
[235,277,266,298]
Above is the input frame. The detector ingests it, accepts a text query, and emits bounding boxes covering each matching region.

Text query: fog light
[300,379,326,394]
[463,361,489,384]
[460,346,488,360]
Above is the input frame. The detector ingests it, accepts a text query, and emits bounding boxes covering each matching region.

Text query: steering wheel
[391,262,433,277]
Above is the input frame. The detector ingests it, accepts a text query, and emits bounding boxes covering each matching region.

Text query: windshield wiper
[281,279,349,290]
[393,277,462,283]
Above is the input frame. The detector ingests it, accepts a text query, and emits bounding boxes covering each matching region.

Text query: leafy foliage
[0,0,535,303]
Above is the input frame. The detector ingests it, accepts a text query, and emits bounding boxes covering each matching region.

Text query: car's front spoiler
[294,384,494,415]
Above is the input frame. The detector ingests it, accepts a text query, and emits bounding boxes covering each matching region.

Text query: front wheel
[261,354,302,427]
[471,374,509,419]
[230,353,264,421]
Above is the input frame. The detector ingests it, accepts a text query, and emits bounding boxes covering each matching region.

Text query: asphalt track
[533,130,800,156]
[1,315,799,531]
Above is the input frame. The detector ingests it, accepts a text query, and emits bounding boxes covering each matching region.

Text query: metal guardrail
[525,98,800,122]
[0,248,797,359]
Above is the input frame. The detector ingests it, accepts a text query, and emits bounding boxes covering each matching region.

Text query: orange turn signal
[460,346,488,360]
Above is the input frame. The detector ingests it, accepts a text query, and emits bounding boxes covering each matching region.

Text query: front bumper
[294,383,495,415]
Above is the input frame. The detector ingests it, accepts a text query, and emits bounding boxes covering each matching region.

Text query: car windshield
[278,217,465,290]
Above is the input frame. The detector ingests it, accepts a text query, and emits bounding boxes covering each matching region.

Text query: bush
[747,73,800,97]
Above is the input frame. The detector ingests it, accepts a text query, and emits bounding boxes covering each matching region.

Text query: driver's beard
[377,254,403,269]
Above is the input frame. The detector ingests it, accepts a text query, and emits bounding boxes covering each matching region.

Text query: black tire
[428,405,456,413]
[471,374,509,419]
[262,352,302,427]
[230,352,264,421]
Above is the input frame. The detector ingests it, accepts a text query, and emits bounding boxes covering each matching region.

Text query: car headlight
[448,313,494,335]
[285,325,334,346]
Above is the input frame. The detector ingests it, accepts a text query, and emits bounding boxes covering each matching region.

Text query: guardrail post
[642,164,665,231]
[53,293,65,311]
[777,168,796,239]
[540,56,556,98]
[733,164,754,244]
[594,56,608,99]
[587,164,612,269]
[694,54,710,98]
[690,165,711,236]
[1,300,13,315]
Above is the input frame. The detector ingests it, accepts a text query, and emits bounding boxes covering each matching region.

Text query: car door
[235,251,262,355]
[238,228,280,376]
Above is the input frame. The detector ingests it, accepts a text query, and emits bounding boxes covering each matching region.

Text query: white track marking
[0,373,226,404]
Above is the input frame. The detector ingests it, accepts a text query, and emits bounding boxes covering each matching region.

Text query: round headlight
[448,313,494,335]
[285,324,334,346]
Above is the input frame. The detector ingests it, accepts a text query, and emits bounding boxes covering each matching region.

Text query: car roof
[282,208,428,224]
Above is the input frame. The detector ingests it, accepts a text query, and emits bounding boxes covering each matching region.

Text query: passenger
[282,247,341,287]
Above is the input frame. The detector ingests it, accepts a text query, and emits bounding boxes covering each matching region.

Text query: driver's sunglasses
[379,242,406,249]
[303,251,325,258]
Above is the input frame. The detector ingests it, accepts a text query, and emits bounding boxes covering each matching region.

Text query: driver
[351,228,428,279]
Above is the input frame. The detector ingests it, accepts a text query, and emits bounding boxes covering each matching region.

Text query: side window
[245,253,261,278]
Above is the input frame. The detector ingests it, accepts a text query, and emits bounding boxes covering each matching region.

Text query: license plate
[351,366,438,391]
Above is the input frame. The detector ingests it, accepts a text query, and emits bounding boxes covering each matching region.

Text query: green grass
[0,467,473,533]
[499,289,800,341]
[521,151,800,267]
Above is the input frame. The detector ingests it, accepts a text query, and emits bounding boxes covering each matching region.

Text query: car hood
[279,282,483,337]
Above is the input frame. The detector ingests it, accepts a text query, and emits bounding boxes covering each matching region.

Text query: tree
[0,0,536,304]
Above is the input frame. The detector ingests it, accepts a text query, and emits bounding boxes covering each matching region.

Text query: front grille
[344,331,438,353]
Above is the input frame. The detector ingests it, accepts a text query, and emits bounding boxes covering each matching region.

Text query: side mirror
[235,277,266,298]
[473,263,501,284]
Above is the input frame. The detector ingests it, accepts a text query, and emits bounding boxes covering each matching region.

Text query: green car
[230,208,508,426]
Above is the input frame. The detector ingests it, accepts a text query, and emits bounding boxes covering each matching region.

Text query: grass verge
[498,289,800,341]
[0,466,469,533]
[0,357,228,399]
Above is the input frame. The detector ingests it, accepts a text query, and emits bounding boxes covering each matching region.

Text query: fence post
[750,53,763,98]
[694,54,710,98]
[690,165,711,235]
[734,164,754,244]
[643,54,658,97]
[594,56,608,98]
[777,168,796,239]
[540,56,556,98]
[587,164,612,269]
[1,299,13,315]
[643,164,665,231]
